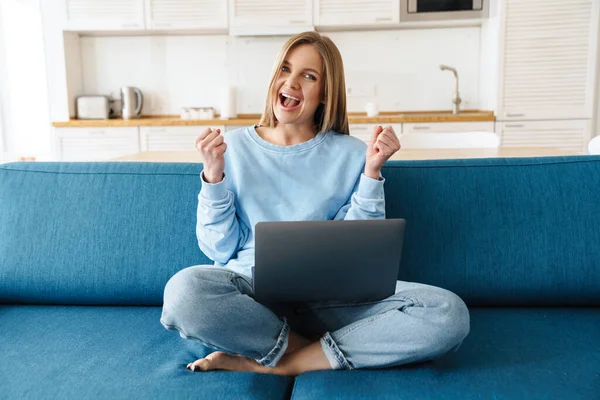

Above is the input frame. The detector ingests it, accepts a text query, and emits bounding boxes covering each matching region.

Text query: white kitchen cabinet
[349,124,402,144]
[145,0,227,30]
[498,120,590,153]
[140,126,225,151]
[314,0,399,27]
[64,0,146,31]
[53,127,140,161]
[229,0,313,36]
[402,121,495,134]
[498,0,599,121]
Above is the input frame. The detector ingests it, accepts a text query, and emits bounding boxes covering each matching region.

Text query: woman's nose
[285,74,300,89]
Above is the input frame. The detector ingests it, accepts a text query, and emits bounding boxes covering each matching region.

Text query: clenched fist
[365,125,401,180]
[195,127,226,183]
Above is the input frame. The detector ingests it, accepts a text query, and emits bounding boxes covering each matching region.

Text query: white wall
[478,0,501,113]
[0,0,51,160]
[0,6,7,158]
[79,27,481,116]
[594,7,600,139]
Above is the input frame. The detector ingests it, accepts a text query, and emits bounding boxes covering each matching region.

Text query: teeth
[281,93,300,101]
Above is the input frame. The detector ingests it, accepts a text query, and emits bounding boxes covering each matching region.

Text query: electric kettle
[120,87,143,119]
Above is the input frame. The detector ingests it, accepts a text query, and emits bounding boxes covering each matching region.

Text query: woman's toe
[188,356,213,372]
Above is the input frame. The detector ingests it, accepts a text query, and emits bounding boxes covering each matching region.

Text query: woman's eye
[305,74,317,81]
[281,66,290,72]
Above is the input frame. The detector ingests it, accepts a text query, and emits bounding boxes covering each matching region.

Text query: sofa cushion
[2,306,597,399]
[0,305,293,400]
[0,162,210,305]
[290,308,600,400]
[383,156,600,306]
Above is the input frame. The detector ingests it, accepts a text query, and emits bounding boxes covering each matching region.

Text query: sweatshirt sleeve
[196,170,250,264]
[333,173,386,221]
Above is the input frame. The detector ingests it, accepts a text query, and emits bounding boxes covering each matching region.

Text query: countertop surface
[111,147,583,163]
[52,110,495,128]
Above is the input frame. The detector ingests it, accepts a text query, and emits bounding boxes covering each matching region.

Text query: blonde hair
[259,31,349,135]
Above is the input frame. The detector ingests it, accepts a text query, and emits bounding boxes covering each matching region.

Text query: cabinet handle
[504,124,524,128]
[505,113,524,118]
[149,128,167,133]
[289,20,306,24]
[88,130,106,135]
[121,23,140,28]
[412,126,430,130]
[375,17,392,22]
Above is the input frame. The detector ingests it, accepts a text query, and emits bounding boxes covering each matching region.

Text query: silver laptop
[252,219,406,303]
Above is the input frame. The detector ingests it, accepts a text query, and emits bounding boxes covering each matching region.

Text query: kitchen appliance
[76,95,111,120]
[400,0,488,22]
[120,87,143,120]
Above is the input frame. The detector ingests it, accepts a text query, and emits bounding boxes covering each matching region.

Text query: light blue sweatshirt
[197,125,386,279]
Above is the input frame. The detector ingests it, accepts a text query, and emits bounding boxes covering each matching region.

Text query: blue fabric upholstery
[0,162,211,305]
[1,157,599,306]
[1,157,599,399]
[1,306,597,400]
[0,305,293,400]
[382,156,600,306]
[291,308,600,400]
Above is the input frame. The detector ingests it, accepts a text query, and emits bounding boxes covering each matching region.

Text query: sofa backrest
[1,157,599,306]
[384,156,600,306]
[0,162,210,305]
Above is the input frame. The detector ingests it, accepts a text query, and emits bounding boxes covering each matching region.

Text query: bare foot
[186,341,331,376]
[187,351,264,373]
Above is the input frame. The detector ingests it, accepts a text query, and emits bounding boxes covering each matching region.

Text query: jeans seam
[231,273,253,294]
[256,317,289,368]
[410,297,423,307]
[320,332,353,370]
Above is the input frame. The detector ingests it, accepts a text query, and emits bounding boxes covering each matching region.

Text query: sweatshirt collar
[248,125,330,153]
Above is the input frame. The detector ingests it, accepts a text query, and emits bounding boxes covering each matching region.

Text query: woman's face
[273,44,324,127]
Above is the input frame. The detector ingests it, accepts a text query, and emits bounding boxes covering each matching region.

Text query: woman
[160,31,470,376]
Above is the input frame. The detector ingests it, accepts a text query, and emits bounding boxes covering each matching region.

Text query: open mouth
[279,92,301,110]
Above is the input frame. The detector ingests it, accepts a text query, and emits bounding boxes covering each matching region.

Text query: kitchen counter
[111,147,582,163]
[51,110,495,127]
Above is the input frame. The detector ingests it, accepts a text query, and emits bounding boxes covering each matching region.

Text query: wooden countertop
[52,110,495,128]
[111,147,583,163]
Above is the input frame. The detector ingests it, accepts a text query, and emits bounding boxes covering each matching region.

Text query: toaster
[76,95,111,119]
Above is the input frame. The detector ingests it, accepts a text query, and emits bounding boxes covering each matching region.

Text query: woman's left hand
[365,125,401,179]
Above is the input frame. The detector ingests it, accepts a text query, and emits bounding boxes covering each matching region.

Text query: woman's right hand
[195,127,226,183]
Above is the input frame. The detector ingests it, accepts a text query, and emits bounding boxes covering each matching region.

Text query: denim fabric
[160,265,470,370]
[160,265,291,368]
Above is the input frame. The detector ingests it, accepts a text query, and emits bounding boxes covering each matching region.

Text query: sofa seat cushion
[2,306,598,399]
[291,308,600,400]
[0,305,293,400]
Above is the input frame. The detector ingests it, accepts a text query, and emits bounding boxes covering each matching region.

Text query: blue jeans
[160,265,470,370]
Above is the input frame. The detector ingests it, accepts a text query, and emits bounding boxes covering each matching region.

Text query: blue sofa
[1,156,599,399]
